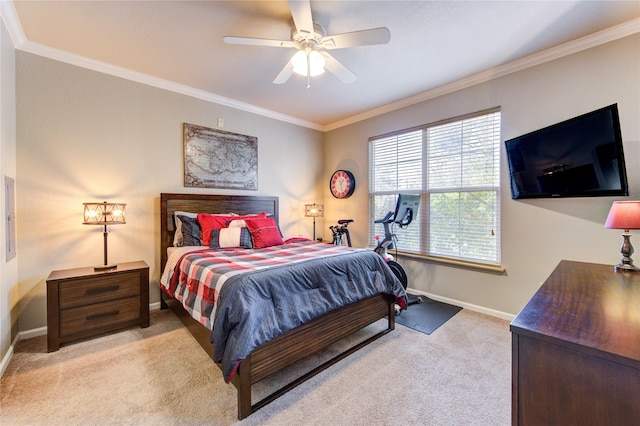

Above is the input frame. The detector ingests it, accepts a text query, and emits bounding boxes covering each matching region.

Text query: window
[369,108,501,266]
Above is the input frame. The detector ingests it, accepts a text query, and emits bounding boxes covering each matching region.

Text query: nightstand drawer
[59,272,140,309]
[59,296,141,337]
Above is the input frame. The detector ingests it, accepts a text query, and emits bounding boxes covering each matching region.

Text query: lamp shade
[83,202,127,225]
[305,203,324,218]
[604,201,640,230]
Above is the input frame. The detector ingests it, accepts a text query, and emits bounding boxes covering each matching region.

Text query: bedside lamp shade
[83,202,126,225]
[305,203,323,241]
[605,201,640,272]
[83,201,126,270]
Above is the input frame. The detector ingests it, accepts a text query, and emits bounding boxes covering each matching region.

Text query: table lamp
[83,201,126,270]
[604,200,640,272]
[305,203,323,241]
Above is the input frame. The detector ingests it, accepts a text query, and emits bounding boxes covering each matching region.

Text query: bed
[159,193,406,419]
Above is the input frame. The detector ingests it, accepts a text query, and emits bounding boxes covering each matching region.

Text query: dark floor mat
[395,295,462,334]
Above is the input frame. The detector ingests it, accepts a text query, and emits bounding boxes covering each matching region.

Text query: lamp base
[614,233,639,272]
[94,264,117,272]
[614,262,640,272]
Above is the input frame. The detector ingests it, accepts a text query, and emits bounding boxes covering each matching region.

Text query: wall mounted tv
[505,104,628,199]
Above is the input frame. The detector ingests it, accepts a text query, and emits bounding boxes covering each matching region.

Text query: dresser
[47,260,149,352]
[510,260,640,425]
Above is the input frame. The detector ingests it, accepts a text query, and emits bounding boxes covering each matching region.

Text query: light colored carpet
[1,308,511,425]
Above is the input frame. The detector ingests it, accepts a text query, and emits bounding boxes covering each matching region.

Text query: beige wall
[15,52,324,331]
[324,34,640,316]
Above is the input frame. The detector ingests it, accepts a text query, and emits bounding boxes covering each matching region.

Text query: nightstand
[46,260,149,352]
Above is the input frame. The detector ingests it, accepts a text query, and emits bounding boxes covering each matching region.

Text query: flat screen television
[505,104,628,199]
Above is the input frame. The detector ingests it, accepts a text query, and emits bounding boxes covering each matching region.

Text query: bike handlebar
[374,211,394,224]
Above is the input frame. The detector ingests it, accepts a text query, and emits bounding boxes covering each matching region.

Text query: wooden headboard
[160,193,279,268]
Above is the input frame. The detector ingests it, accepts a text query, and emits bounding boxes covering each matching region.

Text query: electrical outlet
[217,118,224,127]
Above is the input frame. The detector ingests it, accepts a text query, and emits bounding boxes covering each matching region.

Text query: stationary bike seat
[337,219,354,225]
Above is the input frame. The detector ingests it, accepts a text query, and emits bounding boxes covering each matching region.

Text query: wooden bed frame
[159,193,396,419]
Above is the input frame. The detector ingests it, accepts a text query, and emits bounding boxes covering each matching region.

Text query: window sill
[392,251,506,274]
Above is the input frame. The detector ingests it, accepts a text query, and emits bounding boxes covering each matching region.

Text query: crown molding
[0,0,26,47]
[323,17,640,132]
[20,41,324,131]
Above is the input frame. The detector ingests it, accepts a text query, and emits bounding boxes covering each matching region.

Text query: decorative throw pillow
[245,217,284,249]
[228,214,280,235]
[173,211,198,246]
[198,212,266,246]
[209,227,253,249]
[176,215,202,246]
[227,218,251,228]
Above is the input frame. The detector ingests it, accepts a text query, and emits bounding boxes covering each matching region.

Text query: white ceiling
[5,1,640,130]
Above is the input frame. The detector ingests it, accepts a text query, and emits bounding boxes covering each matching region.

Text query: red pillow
[198,212,266,246]
[245,217,284,248]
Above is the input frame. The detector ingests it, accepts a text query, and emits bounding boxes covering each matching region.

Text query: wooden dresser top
[511,260,640,367]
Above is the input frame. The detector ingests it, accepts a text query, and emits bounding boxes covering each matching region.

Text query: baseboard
[0,334,19,378]
[406,287,516,322]
[19,325,47,340]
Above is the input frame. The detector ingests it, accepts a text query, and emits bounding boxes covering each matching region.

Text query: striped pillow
[209,227,253,249]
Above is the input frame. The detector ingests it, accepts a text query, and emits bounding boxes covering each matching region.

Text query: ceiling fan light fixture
[291,49,325,77]
[224,0,390,85]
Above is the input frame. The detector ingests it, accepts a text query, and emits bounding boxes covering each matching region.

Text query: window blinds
[369,109,501,265]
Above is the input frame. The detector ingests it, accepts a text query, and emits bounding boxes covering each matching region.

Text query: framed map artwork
[183,123,258,190]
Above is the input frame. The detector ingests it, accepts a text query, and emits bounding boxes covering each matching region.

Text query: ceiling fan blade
[322,52,357,84]
[223,36,295,48]
[288,0,314,37]
[321,27,391,49]
[273,61,294,84]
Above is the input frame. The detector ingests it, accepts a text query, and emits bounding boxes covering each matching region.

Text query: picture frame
[183,123,258,190]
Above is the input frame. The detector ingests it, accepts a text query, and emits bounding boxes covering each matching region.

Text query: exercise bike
[329,219,353,247]
[329,194,422,311]
[373,194,423,308]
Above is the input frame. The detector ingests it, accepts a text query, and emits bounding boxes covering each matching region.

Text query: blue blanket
[211,249,407,382]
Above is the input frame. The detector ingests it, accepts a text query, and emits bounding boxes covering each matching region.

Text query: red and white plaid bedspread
[160,240,367,329]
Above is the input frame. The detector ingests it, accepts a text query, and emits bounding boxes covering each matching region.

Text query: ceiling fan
[223,0,391,88]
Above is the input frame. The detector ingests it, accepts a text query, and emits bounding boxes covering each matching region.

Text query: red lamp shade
[604,201,640,231]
